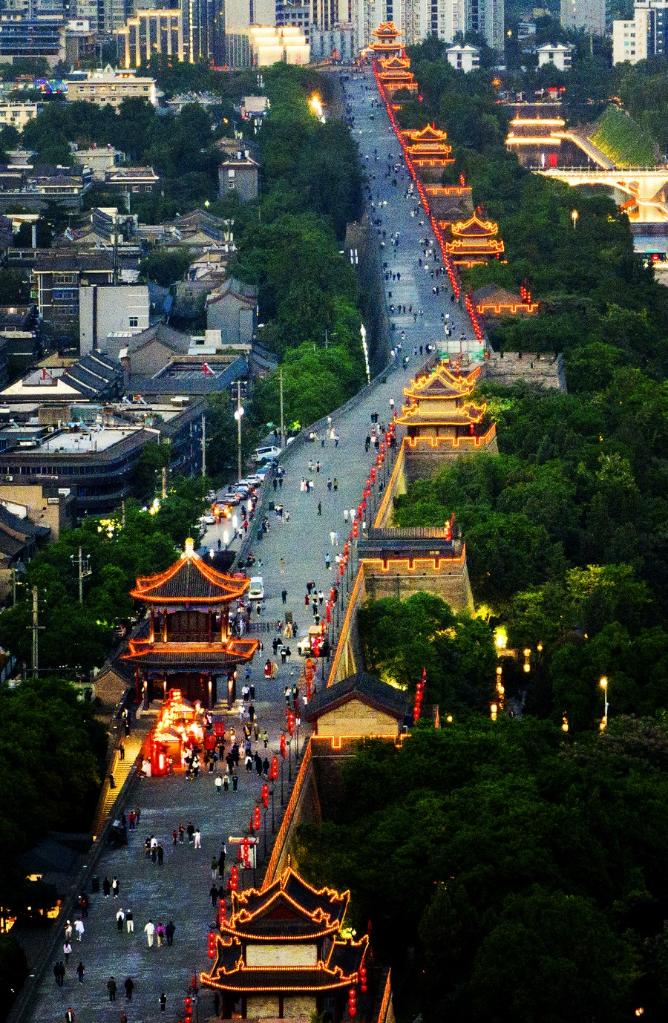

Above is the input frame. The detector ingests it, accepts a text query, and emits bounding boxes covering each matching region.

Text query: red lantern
[184,996,193,1023]
[287,710,295,735]
[253,805,261,831]
[348,986,357,1018]
[280,733,287,758]
[241,836,250,866]
[261,783,269,808]
[207,930,217,959]
[352,522,359,538]
[326,603,332,623]
[270,755,279,781]
[230,865,238,891]
[360,964,368,994]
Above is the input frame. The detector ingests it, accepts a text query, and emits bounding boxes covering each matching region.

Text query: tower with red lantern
[376,55,418,97]
[368,21,403,57]
[396,361,497,465]
[201,867,369,1022]
[122,537,258,708]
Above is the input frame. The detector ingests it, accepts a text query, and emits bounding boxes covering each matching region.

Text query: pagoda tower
[376,54,418,96]
[369,21,403,57]
[123,538,258,707]
[202,867,369,1022]
[402,124,454,168]
[396,361,497,454]
[444,211,505,267]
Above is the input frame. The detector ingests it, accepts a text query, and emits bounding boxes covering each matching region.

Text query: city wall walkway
[25,68,466,1023]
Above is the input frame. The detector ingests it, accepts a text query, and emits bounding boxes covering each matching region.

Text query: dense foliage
[358,593,496,717]
[297,719,668,1023]
[589,103,658,167]
[0,476,206,674]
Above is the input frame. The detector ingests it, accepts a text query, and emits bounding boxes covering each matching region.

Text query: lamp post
[571,208,579,230]
[287,737,292,782]
[234,382,245,482]
[599,675,609,730]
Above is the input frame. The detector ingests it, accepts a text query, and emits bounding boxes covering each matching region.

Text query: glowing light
[494,626,508,651]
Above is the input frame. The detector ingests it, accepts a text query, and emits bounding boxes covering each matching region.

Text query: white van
[248,576,265,600]
[253,445,281,464]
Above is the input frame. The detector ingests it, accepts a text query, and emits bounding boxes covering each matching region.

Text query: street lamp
[599,675,609,730]
[571,208,579,230]
[234,381,245,482]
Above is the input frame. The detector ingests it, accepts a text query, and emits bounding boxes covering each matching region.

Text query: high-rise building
[353,0,500,51]
[465,0,503,51]
[613,0,668,63]
[116,9,184,67]
[560,0,607,36]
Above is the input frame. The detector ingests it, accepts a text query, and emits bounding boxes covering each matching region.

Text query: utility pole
[31,586,42,678]
[72,546,92,605]
[278,368,285,449]
[201,413,207,478]
[161,465,168,499]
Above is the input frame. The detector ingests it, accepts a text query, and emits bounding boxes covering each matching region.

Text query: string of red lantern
[371,59,487,340]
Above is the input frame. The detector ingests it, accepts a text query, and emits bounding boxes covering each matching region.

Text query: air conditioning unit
[4,475,13,482]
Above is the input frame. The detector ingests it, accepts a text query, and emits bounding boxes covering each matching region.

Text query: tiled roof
[130,548,250,604]
[304,672,407,723]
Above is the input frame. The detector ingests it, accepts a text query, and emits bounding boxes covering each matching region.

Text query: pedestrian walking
[317,501,322,516]
[103,877,111,898]
[64,1009,75,1023]
[116,908,125,932]
[166,920,176,946]
[215,775,223,794]
[159,993,167,1012]
[144,920,155,948]
[126,909,134,933]
[325,553,331,570]
[74,919,84,942]
[124,977,134,1001]
[194,828,202,849]
[281,588,287,604]
[54,962,65,988]
[63,941,72,964]
[76,962,85,984]
[107,977,117,1002]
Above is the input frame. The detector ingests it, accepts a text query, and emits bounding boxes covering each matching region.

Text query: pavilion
[402,124,454,168]
[444,211,505,267]
[396,361,497,453]
[122,537,258,707]
[368,21,404,58]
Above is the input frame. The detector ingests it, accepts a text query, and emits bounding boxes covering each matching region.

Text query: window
[129,316,138,327]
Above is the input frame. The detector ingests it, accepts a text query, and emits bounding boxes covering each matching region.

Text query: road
[26,68,467,1023]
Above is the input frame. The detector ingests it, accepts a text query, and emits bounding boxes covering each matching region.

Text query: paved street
[28,69,469,1023]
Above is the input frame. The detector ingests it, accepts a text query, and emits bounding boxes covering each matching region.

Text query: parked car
[253,445,281,464]
[199,514,216,525]
[248,576,264,600]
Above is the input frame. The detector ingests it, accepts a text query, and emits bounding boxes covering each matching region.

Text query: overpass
[536,165,668,222]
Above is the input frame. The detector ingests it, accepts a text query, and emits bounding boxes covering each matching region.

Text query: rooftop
[304,671,408,723]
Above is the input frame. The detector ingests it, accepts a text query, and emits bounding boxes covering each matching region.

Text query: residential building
[0,501,50,595]
[32,251,116,346]
[446,42,480,70]
[127,351,248,402]
[0,482,74,542]
[0,163,91,211]
[60,17,96,64]
[64,66,158,109]
[103,165,160,193]
[0,304,40,376]
[240,94,270,119]
[560,0,607,36]
[612,0,668,63]
[536,41,574,69]
[310,23,357,59]
[0,18,63,63]
[0,101,41,130]
[116,9,184,68]
[0,351,122,408]
[205,277,257,343]
[71,145,123,181]
[79,283,149,355]
[218,152,259,202]
[465,0,504,51]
